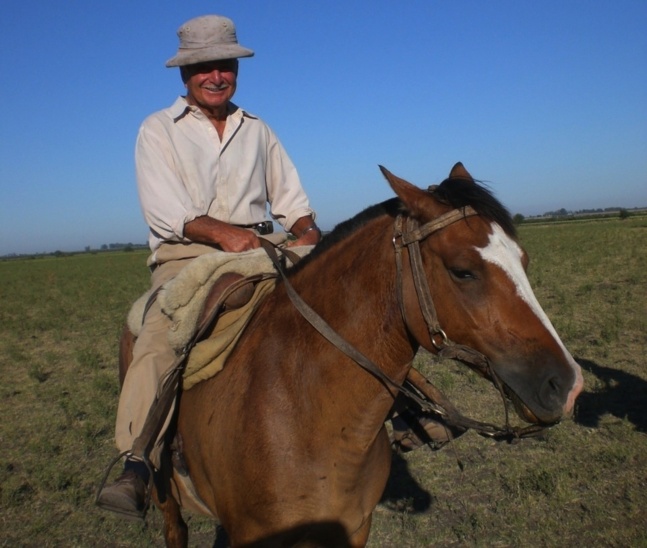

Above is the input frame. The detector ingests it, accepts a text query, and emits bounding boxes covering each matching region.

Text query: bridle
[97,201,546,515]
[262,203,550,442]
[391,205,548,439]
[393,207,497,378]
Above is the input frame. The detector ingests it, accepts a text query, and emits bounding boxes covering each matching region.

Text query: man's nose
[205,69,224,83]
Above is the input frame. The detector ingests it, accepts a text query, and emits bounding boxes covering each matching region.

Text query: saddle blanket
[127,245,313,389]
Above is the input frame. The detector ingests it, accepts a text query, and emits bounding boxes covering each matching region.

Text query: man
[97,14,320,518]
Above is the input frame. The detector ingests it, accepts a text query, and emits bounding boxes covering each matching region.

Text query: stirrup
[96,450,154,521]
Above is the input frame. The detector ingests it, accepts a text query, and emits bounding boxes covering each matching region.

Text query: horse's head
[381,163,583,426]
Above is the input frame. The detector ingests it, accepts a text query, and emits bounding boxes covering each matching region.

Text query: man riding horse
[97,14,321,518]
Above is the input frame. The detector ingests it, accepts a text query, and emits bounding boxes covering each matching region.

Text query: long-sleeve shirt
[135,96,315,253]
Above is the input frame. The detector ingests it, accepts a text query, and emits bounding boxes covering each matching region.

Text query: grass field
[1,216,646,547]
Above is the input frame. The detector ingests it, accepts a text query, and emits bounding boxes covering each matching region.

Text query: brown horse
[122,163,583,547]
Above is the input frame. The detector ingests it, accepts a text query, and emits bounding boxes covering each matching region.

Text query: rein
[260,240,432,410]
[261,207,547,442]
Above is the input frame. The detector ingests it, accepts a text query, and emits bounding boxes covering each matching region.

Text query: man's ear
[180,66,189,84]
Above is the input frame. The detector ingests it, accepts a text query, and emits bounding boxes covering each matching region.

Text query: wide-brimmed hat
[165,15,254,68]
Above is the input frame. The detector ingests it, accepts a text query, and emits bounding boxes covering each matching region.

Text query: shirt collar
[170,96,250,124]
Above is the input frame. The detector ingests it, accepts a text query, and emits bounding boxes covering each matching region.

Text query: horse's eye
[450,268,476,281]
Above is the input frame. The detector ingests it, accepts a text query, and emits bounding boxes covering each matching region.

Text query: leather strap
[130,273,273,461]
[258,239,427,400]
[259,216,549,442]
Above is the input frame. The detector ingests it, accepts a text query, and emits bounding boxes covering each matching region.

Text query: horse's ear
[448,162,474,182]
[379,165,438,217]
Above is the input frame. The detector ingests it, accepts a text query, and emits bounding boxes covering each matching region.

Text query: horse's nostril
[542,374,569,411]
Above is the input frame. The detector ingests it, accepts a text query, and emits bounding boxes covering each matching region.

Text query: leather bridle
[97,203,548,515]
[391,206,549,439]
[262,205,550,442]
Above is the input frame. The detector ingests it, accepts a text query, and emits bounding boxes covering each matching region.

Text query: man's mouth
[203,84,229,93]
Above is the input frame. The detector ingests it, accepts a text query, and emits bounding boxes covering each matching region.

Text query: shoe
[96,470,148,520]
[391,411,465,452]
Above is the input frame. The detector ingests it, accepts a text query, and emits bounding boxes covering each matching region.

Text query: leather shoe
[96,470,148,520]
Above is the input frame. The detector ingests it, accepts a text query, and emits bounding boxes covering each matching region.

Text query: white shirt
[135,96,314,252]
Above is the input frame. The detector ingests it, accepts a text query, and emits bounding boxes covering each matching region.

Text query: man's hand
[184,216,261,252]
[216,225,261,252]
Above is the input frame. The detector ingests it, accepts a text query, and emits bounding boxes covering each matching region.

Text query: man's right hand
[184,216,261,252]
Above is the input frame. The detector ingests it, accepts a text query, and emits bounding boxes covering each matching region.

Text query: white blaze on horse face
[477,224,558,340]
[476,224,583,406]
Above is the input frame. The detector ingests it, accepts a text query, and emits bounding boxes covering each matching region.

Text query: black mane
[287,198,402,275]
[432,177,516,238]
[287,176,515,275]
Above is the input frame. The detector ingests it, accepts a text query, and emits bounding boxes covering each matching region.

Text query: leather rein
[261,206,548,441]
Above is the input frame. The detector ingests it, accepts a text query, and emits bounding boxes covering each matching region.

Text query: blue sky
[1,1,646,256]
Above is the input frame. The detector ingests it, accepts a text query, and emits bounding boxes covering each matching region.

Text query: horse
[120,162,583,547]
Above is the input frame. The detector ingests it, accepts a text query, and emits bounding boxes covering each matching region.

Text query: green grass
[1,218,646,547]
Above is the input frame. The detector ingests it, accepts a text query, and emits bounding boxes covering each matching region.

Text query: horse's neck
[293,223,413,362]
[285,223,416,424]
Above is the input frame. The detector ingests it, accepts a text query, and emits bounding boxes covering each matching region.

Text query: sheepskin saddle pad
[127,245,313,389]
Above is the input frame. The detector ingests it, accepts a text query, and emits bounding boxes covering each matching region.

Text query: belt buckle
[256,221,273,235]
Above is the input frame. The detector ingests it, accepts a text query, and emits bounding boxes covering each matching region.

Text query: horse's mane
[287,198,402,275]
[288,177,515,275]
[432,177,517,238]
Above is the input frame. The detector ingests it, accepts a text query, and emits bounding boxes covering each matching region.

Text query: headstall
[261,204,549,442]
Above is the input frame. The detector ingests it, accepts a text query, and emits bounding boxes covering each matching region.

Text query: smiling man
[97,14,320,518]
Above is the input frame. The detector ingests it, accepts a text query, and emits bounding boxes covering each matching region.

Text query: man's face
[183,59,238,112]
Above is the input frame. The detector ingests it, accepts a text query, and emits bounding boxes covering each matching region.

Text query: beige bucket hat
[165,15,254,68]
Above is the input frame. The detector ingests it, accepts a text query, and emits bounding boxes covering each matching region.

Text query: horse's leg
[153,450,189,548]
[151,486,188,548]
[348,513,372,547]
[157,492,188,548]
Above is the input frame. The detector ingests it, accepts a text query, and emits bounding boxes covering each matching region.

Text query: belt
[236,221,274,235]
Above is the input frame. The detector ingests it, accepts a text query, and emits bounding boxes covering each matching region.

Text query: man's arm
[185,214,320,251]
[184,216,261,252]
[286,215,321,247]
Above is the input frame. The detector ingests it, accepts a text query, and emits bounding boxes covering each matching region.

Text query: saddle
[128,245,313,388]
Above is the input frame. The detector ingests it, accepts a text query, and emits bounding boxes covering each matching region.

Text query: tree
[513,213,525,225]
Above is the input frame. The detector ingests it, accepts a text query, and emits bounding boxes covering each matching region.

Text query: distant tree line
[513,206,643,225]
[99,242,147,251]
[542,206,632,217]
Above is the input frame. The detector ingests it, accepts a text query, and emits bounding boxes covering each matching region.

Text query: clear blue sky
[1,1,646,255]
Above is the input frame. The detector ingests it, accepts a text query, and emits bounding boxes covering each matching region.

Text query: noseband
[392,206,548,440]
[261,205,548,442]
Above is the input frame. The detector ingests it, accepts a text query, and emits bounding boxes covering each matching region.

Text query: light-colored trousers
[114,234,287,468]
[114,257,191,468]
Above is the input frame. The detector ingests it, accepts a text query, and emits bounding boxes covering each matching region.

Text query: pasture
[1,216,645,547]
